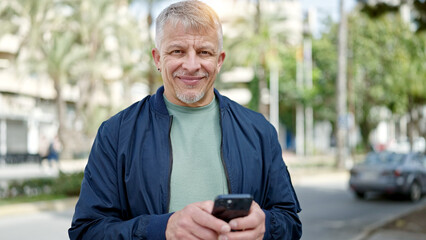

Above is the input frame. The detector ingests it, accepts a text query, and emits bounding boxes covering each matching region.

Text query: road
[0,208,73,240]
[0,171,425,240]
[293,171,426,240]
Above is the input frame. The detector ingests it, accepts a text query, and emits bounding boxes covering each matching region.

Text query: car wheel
[408,182,421,202]
[355,191,365,199]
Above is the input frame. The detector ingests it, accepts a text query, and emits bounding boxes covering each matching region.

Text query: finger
[182,234,202,240]
[189,223,219,240]
[191,206,231,234]
[195,200,215,214]
[167,203,219,240]
[229,201,265,231]
[223,228,264,240]
[187,203,224,239]
[166,220,203,240]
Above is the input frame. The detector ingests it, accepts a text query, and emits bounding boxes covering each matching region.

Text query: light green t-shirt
[164,96,229,212]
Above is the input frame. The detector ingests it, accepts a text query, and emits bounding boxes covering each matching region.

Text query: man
[69,1,301,239]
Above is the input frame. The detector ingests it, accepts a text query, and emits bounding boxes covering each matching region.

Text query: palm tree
[42,31,86,153]
[224,0,291,116]
[128,0,166,94]
[2,0,148,154]
[1,0,76,153]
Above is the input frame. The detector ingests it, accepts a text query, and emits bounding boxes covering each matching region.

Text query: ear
[152,48,161,68]
[216,51,226,72]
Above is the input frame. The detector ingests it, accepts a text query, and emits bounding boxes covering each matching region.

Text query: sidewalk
[286,159,426,240]
[0,197,78,218]
[1,157,425,240]
[353,202,426,240]
[0,159,87,181]
[0,159,85,219]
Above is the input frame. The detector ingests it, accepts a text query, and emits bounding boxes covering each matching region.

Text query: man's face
[152,22,225,107]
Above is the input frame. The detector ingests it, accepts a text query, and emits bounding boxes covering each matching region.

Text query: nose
[182,50,201,73]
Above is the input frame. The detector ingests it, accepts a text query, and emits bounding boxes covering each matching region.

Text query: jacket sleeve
[262,125,302,240]
[68,121,172,240]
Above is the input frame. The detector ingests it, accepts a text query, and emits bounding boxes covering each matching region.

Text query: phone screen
[212,194,253,222]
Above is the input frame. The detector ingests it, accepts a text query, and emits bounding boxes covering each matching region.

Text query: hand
[166,201,231,240]
[220,201,265,240]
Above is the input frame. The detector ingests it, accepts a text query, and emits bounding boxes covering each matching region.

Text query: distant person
[47,136,61,168]
[38,135,49,163]
[69,1,301,239]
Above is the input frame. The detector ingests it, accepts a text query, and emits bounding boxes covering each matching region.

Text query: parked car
[387,137,426,153]
[349,151,426,202]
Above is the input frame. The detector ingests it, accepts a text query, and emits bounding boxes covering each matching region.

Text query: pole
[304,33,313,156]
[336,0,348,168]
[0,119,6,166]
[296,47,305,156]
[270,68,279,134]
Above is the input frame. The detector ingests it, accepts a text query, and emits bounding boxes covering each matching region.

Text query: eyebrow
[165,42,217,52]
[164,43,186,50]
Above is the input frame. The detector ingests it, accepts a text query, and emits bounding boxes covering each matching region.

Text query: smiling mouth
[179,75,203,80]
[175,73,208,86]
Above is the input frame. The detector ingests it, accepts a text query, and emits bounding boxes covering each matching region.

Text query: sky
[131,0,358,36]
[300,0,357,36]
[300,0,357,21]
[151,0,357,19]
[134,0,357,20]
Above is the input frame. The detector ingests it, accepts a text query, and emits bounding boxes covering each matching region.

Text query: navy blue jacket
[69,86,302,240]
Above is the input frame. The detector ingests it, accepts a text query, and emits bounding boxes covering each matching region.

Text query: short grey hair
[155,0,223,52]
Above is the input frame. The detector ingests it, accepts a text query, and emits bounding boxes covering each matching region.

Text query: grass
[0,194,68,206]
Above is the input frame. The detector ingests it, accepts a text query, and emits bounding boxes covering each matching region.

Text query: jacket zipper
[219,110,232,194]
[167,115,174,212]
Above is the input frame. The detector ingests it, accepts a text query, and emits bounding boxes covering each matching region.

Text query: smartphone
[212,194,253,222]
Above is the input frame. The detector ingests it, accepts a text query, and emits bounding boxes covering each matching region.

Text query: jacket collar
[151,86,169,115]
[151,86,227,115]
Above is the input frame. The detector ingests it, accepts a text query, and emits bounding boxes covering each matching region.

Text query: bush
[52,171,84,196]
[2,171,84,199]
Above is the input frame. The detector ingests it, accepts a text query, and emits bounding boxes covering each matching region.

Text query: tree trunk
[359,113,372,151]
[336,0,348,169]
[253,0,268,116]
[52,75,70,158]
[147,0,157,94]
[257,67,268,116]
[407,98,415,152]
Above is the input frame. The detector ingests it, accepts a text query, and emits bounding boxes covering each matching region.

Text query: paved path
[0,207,74,240]
[0,159,87,181]
[291,169,426,240]
[1,160,425,240]
[364,230,426,240]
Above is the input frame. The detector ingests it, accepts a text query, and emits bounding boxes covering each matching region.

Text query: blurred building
[7,0,400,163]
[0,0,306,163]
[0,34,61,164]
[370,106,426,153]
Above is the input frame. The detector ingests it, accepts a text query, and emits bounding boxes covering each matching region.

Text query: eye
[172,50,182,54]
[200,50,212,56]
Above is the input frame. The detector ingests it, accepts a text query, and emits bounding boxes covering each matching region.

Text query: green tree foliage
[3,0,424,155]
[224,5,339,137]
[349,10,426,146]
[223,1,291,115]
[310,8,426,149]
[357,0,426,32]
[311,17,339,126]
[1,0,149,155]
[129,0,166,94]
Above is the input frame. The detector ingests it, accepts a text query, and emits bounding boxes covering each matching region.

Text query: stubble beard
[173,70,209,104]
[176,90,205,104]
